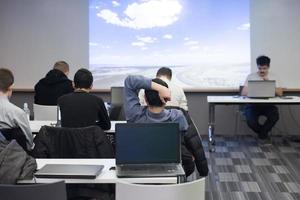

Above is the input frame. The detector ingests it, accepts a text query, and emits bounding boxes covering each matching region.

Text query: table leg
[208,103,215,152]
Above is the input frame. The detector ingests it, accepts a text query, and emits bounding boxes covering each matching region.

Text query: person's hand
[151,81,171,103]
[158,86,171,104]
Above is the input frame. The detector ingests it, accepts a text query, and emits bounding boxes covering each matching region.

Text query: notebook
[34,164,104,179]
[247,80,276,98]
[115,123,185,178]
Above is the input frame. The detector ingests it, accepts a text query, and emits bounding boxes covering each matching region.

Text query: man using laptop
[241,55,283,144]
[123,75,208,177]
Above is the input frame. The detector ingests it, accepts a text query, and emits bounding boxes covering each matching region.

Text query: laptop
[247,80,276,98]
[115,123,185,178]
[110,87,125,120]
[110,87,124,105]
[34,164,104,179]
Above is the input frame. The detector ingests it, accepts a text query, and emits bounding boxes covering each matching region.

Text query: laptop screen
[115,123,180,165]
[111,87,124,105]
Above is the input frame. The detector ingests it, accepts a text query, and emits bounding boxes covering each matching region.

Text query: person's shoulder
[168,108,185,119]
[4,101,25,116]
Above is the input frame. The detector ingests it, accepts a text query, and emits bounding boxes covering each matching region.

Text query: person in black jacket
[34,61,74,105]
[58,68,111,130]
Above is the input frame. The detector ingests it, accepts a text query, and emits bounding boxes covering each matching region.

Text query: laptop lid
[115,123,181,165]
[34,164,104,179]
[111,87,124,105]
[248,80,276,98]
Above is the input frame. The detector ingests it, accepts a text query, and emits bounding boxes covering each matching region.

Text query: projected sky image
[89,0,250,88]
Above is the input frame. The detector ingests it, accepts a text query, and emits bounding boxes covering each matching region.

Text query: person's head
[74,68,93,90]
[145,78,168,107]
[156,67,172,80]
[0,68,14,97]
[53,61,70,75]
[256,55,271,77]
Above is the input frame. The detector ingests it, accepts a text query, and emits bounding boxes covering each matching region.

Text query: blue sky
[89,0,249,67]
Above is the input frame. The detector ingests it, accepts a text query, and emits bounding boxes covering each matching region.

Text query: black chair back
[0,181,67,200]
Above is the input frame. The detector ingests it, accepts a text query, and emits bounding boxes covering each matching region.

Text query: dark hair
[145,78,168,107]
[53,61,69,73]
[74,68,93,89]
[156,67,172,79]
[0,68,14,92]
[256,55,271,67]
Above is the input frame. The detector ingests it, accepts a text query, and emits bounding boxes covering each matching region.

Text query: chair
[32,125,114,158]
[116,177,206,200]
[0,127,28,151]
[0,181,67,200]
[33,103,57,120]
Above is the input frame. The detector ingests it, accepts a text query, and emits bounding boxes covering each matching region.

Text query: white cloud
[131,41,146,47]
[163,34,173,39]
[97,0,182,29]
[184,37,190,41]
[136,36,157,43]
[189,46,200,51]
[112,1,120,7]
[141,47,148,50]
[184,40,199,46]
[237,23,250,31]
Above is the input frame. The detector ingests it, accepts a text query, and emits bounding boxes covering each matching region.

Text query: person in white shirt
[0,68,34,150]
[139,67,188,111]
[241,55,283,143]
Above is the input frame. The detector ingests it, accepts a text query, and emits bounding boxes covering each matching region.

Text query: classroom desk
[207,96,300,152]
[29,120,127,133]
[18,159,178,184]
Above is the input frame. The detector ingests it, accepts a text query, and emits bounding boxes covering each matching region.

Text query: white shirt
[139,77,188,111]
[0,95,34,149]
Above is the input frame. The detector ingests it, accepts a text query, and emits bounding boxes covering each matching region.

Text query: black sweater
[58,91,111,130]
[34,69,74,105]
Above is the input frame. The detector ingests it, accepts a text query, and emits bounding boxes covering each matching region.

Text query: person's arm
[12,110,34,150]
[97,98,111,130]
[124,75,170,122]
[124,75,152,122]
[275,87,283,97]
[241,80,248,96]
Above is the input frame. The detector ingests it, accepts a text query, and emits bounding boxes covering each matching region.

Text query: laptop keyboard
[121,165,178,172]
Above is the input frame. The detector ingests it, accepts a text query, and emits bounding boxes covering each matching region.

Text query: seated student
[34,61,74,105]
[0,68,34,150]
[139,67,188,111]
[124,75,208,177]
[58,68,111,130]
[241,55,283,144]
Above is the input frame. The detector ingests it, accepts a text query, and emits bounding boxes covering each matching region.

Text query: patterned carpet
[200,135,300,200]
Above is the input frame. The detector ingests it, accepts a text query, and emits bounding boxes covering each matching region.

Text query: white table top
[207,96,300,104]
[18,159,177,184]
[30,120,126,133]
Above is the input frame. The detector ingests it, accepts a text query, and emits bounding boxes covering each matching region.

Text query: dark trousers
[244,104,279,139]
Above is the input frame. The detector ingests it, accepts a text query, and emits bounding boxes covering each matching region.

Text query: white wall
[251,0,300,88]
[0,0,299,89]
[0,0,88,88]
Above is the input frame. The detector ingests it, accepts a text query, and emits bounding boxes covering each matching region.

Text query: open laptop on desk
[34,164,104,179]
[115,123,185,178]
[247,80,276,98]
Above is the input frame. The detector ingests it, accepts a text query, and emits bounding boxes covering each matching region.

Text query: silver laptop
[115,123,185,178]
[34,164,104,179]
[247,80,276,98]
